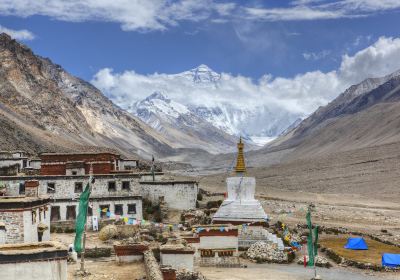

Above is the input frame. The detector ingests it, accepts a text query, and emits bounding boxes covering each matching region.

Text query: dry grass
[320,236,400,265]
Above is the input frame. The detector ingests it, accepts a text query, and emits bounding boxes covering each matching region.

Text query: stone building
[2,174,143,225]
[0,180,51,244]
[0,151,199,227]
[40,152,138,175]
[0,150,36,175]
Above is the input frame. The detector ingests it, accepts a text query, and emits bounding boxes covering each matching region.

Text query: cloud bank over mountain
[92,37,400,120]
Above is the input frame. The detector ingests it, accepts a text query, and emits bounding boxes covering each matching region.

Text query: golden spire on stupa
[235,136,246,174]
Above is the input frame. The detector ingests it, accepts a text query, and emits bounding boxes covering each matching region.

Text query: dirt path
[67,258,145,280]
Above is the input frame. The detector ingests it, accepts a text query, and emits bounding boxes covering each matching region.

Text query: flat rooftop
[0,241,67,263]
[0,196,50,209]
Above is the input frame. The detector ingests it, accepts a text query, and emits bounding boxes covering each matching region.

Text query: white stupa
[212,137,268,225]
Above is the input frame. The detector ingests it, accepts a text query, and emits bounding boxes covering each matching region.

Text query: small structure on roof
[344,237,368,250]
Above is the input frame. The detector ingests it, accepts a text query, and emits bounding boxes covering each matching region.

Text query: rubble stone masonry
[0,211,24,243]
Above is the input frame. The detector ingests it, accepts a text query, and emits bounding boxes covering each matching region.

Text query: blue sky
[2,1,400,117]
[1,1,400,81]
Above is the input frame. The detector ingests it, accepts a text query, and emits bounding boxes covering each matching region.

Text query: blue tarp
[344,237,368,250]
[382,253,400,268]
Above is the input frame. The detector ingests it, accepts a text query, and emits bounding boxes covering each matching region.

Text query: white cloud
[0,0,229,32]
[0,25,34,40]
[92,37,400,118]
[0,1,400,32]
[303,50,331,60]
[242,0,400,22]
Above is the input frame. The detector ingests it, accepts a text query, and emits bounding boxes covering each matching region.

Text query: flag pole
[80,165,93,273]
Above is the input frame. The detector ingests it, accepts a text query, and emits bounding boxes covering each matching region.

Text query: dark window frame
[51,206,61,221]
[108,181,116,192]
[122,181,130,191]
[127,204,136,214]
[66,205,76,220]
[115,204,123,215]
[47,182,55,193]
[74,182,83,193]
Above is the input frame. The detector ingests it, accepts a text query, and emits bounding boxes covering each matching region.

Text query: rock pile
[98,225,118,241]
[181,209,208,226]
[297,255,331,268]
[246,241,288,263]
[176,270,208,280]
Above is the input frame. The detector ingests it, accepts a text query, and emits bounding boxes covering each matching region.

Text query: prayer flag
[73,181,91,253]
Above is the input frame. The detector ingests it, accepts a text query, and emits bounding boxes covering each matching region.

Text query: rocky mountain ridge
[246,68,400,166]
[0,32,175,158]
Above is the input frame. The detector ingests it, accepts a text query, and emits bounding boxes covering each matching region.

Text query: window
[66,206,76,220]
[22,159,27,168]
[115,204,123,215]
[19,182,25,195]
[127,204,136,214]
[51,206,60,221]
[108,181,116,192]
[100,205,109,218]
[87,206,93,217]
[47,183,55,193]
[74,182,83,193]
[72,171,77,175]
[122,181,130,191]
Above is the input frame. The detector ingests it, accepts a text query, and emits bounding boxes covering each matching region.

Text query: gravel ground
[198,262,399,280]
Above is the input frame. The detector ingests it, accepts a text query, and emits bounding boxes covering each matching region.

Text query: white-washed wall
[200,236,238,251]
[22,206,51,243]
[29,160,41,169]
[161,253,194,271]
[139,182,198,210]
[0,259,67,280]
[0,159,23,168]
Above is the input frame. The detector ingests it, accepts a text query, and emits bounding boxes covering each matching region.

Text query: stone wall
[0,211,24,244]
[1,174,145,198]
[144,250,163,280]
[52,198,143,226]
[139,181,198,210]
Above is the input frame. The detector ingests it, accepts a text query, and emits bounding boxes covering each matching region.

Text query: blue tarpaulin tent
[344,237,368,250]
[382,253,400,268]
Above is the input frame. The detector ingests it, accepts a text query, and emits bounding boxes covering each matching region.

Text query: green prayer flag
[313,225,319,256]
[73,182,91,253]
[306,210,314,267]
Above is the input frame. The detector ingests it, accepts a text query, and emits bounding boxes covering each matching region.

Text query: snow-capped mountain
[129,92,240,154]
[109,64,303,149]
[180,64,221,83]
